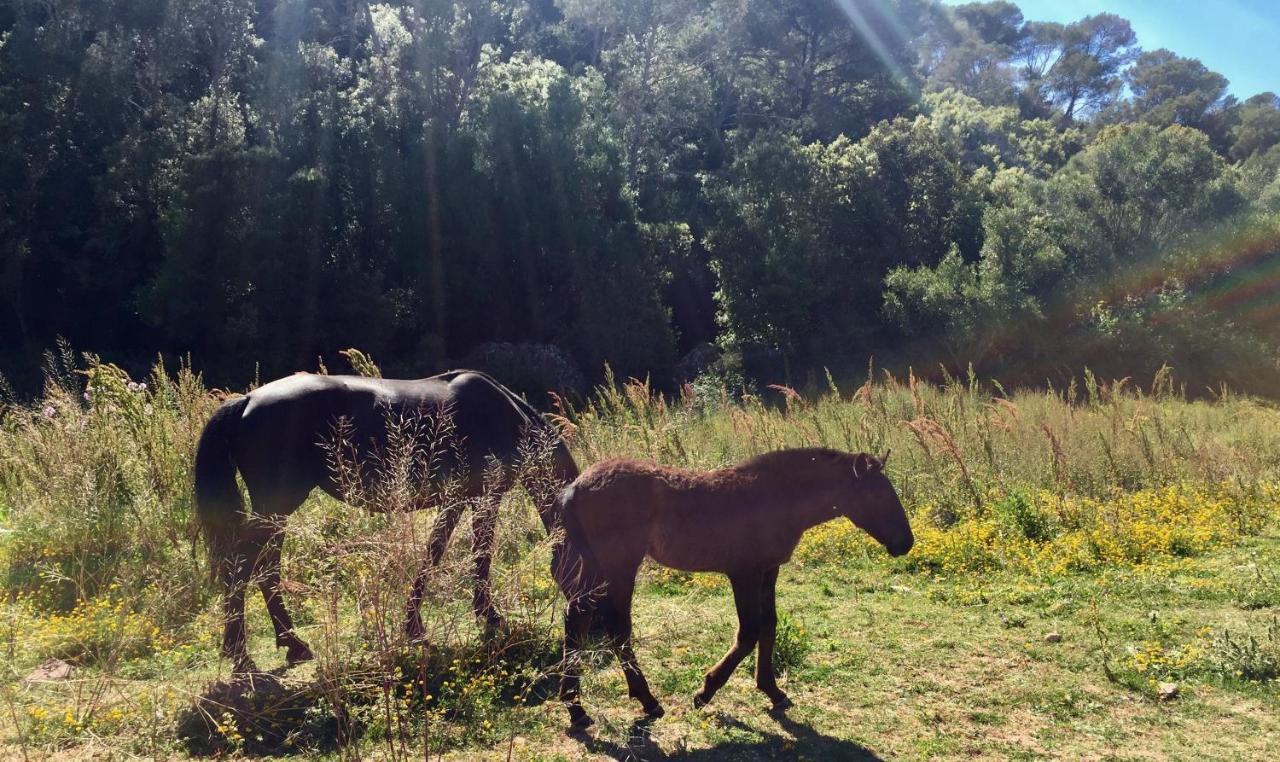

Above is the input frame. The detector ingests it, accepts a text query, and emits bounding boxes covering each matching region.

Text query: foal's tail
[193,395,250,580]
[550,485,607,605]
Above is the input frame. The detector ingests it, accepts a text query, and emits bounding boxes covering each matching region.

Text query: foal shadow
[570,707,885,761]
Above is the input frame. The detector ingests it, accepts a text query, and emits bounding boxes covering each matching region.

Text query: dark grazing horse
[193,370,578,673]
[553,448,912,728]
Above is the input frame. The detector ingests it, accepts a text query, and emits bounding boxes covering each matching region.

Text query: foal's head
[843,451,913,557]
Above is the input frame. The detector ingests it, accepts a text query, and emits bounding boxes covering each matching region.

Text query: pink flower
[42,405,56,418]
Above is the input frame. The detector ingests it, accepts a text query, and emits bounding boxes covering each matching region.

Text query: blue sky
[942,0,1278,98]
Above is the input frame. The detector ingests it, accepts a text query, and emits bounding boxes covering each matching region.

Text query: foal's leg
[255,527,313,665]
[404,500,465,639]
[694,570,764,708]
[754,566,790,709]
[560,596,597,728]
[469,491,507,635]
[600,577,663,718]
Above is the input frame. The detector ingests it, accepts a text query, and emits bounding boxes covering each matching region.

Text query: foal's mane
[585,448,861,491]
[732,447,857,474]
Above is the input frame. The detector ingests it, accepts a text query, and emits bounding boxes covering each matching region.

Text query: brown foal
[552,447,914,728]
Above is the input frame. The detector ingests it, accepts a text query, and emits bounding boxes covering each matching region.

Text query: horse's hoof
[643,701,666,719]
[285,643,315,666]
[568,706,594,729]
[770,695,793,711]
[231,658,261,676]
[692,690,711,709]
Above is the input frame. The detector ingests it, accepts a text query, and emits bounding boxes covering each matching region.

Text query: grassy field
[2,356,1280,759]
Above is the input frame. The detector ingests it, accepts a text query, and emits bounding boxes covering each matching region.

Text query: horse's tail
[194,395,250,580]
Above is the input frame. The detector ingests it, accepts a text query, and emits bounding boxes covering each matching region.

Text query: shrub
[1206,619,1280,683]
[771,612,813,674]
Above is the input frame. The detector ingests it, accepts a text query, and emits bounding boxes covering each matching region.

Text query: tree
[884,169,1063,367]
[1012,21,1063,83]
[1051,124,1245,272]
[705,117,980,376]
[954,1,1025,49]
[1230,93,1280,161]
[1126,50,1230,132]
[1043,14,1139,121]
[924,2,1024,106]
[924,89,1081,176]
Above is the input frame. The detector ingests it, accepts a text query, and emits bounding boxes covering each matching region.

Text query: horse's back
[232,372,543,502]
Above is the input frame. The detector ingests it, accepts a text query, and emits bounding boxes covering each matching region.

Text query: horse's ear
[880,449,891,467]
[853,453,875,478]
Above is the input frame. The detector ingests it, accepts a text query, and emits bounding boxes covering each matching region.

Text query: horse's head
[845,451,913,557]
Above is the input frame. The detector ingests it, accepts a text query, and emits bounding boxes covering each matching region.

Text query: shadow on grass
[176,626,563,757]
[175,669,347,757]
[570,708,885,761]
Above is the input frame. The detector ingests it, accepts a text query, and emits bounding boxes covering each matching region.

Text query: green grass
[3,357,1280,758]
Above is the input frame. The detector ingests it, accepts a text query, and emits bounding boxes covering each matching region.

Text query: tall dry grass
[1,354,1278,754]
[569,365,1280,521]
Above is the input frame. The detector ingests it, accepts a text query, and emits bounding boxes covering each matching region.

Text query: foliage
[1205,618,1280,683]
[4,1,1280,396]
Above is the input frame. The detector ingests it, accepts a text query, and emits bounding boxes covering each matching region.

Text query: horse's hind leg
[218,537,261,674]
[694,570,764,708]
[404,500,465,639]
[255,526,313,665]
[754,566,790,709]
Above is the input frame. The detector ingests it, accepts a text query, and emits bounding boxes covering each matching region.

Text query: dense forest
[2,0,1279,396]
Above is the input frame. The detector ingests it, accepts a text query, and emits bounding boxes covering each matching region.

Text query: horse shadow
[570,707,885,761]
[175,668,348,756]
[176,629,565,757]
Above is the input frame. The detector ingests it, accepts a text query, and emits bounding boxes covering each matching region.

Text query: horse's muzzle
[887,538,914,557]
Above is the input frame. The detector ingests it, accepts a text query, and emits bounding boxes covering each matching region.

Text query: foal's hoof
[769,695,794,712]
[567,706,594,730]
[642,701,666,719]
[692,690,712,709]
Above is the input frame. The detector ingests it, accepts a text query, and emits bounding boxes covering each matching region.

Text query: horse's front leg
[404,500,464,640]
[694,570,764,707]
[470,492,507,635]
